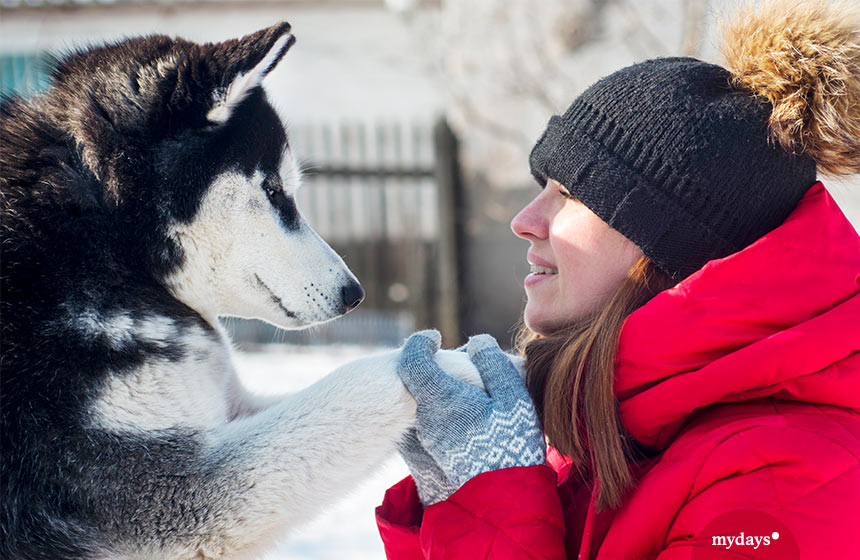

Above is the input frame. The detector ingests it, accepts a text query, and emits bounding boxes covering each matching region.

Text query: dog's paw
[434,348,526,390]
[343,345,525,395]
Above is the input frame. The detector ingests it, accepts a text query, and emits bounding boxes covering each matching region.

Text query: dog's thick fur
[0,23,500,560]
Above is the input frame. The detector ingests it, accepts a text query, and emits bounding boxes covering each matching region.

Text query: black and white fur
[0,23,498,560]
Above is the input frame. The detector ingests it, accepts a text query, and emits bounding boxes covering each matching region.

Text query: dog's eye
[264,185,278,198]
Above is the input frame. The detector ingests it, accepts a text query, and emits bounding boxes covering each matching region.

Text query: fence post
[433,117,464,346]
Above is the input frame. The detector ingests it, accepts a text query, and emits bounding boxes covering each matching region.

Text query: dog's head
[48,23,363,329]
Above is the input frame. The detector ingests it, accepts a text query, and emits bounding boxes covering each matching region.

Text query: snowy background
[233,344,408,560]
[2,2,859,558]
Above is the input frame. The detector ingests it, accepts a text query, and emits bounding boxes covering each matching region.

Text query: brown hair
[515,256,676,510]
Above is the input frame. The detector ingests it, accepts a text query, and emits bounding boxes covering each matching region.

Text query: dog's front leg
[200,350,416,558]
[181,348,519,559]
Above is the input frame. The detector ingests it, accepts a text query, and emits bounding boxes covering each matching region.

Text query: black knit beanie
[529,56,817,282]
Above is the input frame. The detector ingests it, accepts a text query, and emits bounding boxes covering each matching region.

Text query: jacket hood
[615,182,860,449]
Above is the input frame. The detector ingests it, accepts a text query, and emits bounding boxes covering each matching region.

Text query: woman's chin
[525,302,590,336]
[523,306,555,336]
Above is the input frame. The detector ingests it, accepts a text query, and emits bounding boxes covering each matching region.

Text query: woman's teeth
[530,265,557,275]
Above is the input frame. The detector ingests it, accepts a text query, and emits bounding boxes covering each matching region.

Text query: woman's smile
[525,252,558,287]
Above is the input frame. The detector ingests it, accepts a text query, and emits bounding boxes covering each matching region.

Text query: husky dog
[0,23,497,560]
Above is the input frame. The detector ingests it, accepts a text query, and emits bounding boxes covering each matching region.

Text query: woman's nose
[511,195,548,241]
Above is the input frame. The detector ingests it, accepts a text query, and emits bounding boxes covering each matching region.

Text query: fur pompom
[721,0,860,176]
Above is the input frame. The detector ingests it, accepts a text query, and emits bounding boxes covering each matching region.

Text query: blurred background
[2,1,859,558]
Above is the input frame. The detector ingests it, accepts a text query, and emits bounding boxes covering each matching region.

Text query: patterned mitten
[398,330,546,503]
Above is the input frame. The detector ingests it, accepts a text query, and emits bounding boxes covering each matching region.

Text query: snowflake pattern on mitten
[397,331,546,501]
[436,399,546,485]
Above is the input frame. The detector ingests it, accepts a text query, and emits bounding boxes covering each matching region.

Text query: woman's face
[511,179,643,334]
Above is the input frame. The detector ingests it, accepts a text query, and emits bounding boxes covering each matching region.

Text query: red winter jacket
[376,182,860,559]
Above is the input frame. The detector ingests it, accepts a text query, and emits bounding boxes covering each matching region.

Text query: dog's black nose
[341,281,365,312]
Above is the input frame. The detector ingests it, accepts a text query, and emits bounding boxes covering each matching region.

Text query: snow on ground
[232,344,410,560]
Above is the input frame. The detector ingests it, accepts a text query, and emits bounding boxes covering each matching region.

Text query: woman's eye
[558,188,576,200]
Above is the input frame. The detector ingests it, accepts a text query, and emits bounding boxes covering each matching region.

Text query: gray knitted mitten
[396,428,457,506]
[397,330,546,504]
[395,331,459,505]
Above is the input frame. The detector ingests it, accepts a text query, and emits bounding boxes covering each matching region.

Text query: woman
[377,1,860,558]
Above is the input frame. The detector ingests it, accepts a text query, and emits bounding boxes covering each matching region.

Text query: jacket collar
[615,183,860,448]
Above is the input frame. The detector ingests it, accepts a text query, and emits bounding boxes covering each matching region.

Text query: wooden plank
[432,118,464,346]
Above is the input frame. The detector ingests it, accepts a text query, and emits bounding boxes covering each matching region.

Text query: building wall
[0,1,446,125]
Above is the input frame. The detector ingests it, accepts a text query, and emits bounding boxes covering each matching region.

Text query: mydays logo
[711,531,780,550]
[693,511,798,560]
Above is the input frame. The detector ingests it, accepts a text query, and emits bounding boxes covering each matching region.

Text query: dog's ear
[131,23,293,133]
[204,22,295,124]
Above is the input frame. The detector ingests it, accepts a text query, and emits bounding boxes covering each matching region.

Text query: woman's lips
[527,252,557,271]
[525,253,558,288]
[524,271,556,288]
